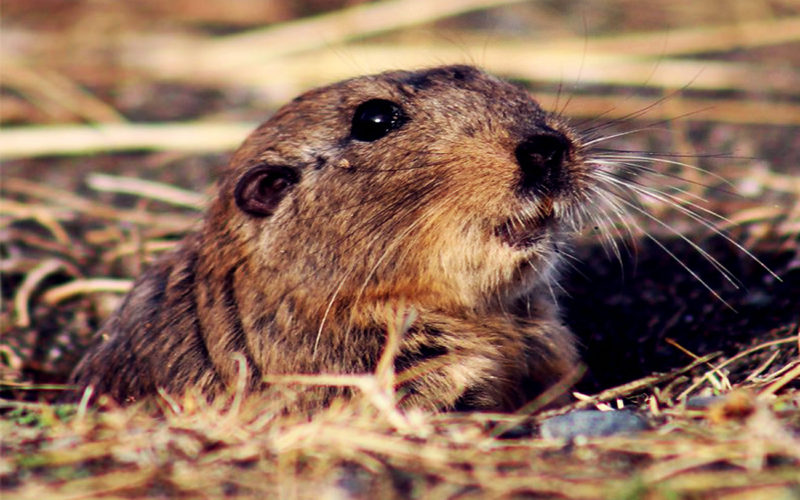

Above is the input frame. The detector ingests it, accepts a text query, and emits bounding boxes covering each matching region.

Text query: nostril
[515,132,570,193]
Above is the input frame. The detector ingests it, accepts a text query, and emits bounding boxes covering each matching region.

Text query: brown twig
[13,258,71,327]
[0,122,254,160]
[195,0,533,73]
[3,178,198,231]
[677,335,800,400]
[759,363,800,397]
[2,59,125,123]
[535,352,722,420]
[86,173,206,210]
[41,278,134,305]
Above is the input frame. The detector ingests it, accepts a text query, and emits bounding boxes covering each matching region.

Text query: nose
[515,130,571,193]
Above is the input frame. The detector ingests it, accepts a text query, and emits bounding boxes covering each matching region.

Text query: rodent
[68,65,589,411]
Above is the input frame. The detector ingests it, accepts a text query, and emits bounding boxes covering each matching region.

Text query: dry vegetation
[1,0,799,498]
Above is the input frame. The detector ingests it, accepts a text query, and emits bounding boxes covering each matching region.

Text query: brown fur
[69,65,589,411]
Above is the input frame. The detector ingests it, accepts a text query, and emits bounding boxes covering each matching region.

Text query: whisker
[588,184,637,241]
[578,73,708,137]
[597,179,741,287]
[594,189,737,309]
[581,128,662,148]
[592,148,741,161]
[597,170,729,223]
[641,223,735,310]
[313,272,351,358]
[595,172,780,282]
[585,185,639,270]
[595,159,718,199]
[590,153,734,187]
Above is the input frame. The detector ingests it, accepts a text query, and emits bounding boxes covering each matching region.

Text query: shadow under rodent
[69,65,600,411]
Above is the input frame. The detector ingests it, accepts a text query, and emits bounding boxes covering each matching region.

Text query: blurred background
[3,0,799,154]
[1,0,799,394]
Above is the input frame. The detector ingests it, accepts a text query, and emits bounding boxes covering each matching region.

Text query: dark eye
[351,99,406,142]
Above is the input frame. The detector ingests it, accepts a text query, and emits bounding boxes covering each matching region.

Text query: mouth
[494,199,557,249]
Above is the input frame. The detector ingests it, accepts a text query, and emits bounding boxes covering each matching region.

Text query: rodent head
[207,65,589,317]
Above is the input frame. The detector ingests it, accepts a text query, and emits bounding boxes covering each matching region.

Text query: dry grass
[1,0,799,498]
[2,362,799,499]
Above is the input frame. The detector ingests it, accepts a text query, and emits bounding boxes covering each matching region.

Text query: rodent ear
[234,165,300,217]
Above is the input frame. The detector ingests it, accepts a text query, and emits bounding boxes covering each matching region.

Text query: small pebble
[539,410,648,439]
[686,395,724,410]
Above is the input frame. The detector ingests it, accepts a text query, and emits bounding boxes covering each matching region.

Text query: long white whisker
[591,154,733,186]
[581,128,659,147]
[586,185,641,270]
[593,188,737,309]
[588,185,637,242]
[640,221,735,310]
[598,171,729,223]
[603,184,740,287]
[595,172,780,281]
[604,163,723,204]
[313,272,351,358]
